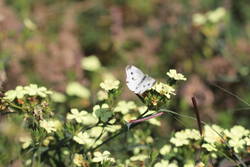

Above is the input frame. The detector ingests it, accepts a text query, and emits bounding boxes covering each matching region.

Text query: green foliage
[1,66,249,166]
[1,0,250,166]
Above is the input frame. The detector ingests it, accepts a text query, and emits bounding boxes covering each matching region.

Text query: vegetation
[0,0,250,166]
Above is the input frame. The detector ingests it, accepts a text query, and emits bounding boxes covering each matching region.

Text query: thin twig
[191,97,203,136]
[210,83,250,106]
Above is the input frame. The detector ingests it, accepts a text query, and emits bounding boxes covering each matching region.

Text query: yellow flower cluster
[73,131,95,146]
[114,101,137,114]
[97,90,108,101]
[203,125,224,144]
[42,136,54,146]
[169,124,250,155]
[100,79,120,91]
[73,127,109,148]
[130,154,148,162]
[81,55,101,71]
[92,151,115,164]
[224,125,250,153]
[152,82,175,98]
[50,91,66,103]
[39,119,61,133]
[160,144,171,155]
[19,135,32,149]
[73,154,85,166]
[4,84,52,101]
[23,18,37,30]
[104,125,121,132]
[193,7,226,26]
[166,69,187,81]
[201,125,224,152]
[170,129,201,147]
[66,82,90,99]
[67,108,98,125]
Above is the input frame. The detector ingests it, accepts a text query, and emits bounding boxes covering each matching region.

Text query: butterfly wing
[126,65,156,94]
[126,65,145,93]
[137,76,156,94]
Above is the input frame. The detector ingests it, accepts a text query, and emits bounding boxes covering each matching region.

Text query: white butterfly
[125,65,156,94]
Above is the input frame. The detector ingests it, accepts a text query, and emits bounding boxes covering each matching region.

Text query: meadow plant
[0,67,249,167]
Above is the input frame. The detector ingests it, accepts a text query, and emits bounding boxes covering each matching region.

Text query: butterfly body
[125,65,156,94]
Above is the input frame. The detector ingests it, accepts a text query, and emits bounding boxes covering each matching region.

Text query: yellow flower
[193,13,207,26]
[185,129,201,140]
[152,82,175,98]
[63,150,70,155]
[19,135,32,149]
[154,160,169,167]
[97,90,108,101]
[130,154,148,161]
[204,125,223,144]
[148,118,161,126]
[93,104,109,112]
[67,108,86,123]
[138,106,148,114]
[170,129,200,147]
[104,125,122,132]
[228,138,245,153]
[224,125,249,140]
[207,7,226,23]
[170,137,189,147]
[193,7,226,26]
[82,114,99,125]
[40,119,61,133]
[146,136,154,143]
[73,132,94,146]
[73,153,85,166]
[123,113,137,122]
[114,101,137,114]
[67,108,98,125]
[92,151,115,164]
[88,127,106,138]
[166,69,187,81]
[4,86,27,101]
[24,84,52,97]
[50,91,66,103]
[202,143,217,152]
[72,128,104,148]
[25,159,32,166]
[160,145,171,155]
[24,18,37,30]
[245,137,250,146]
[42,136,54,146]
[81,55,101,71]
[100,79,120,91]
[66,82,90,98]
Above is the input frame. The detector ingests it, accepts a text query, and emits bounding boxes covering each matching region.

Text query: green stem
[1,98,26,112]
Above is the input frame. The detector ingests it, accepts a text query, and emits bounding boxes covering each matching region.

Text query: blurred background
[1,0,250,129]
